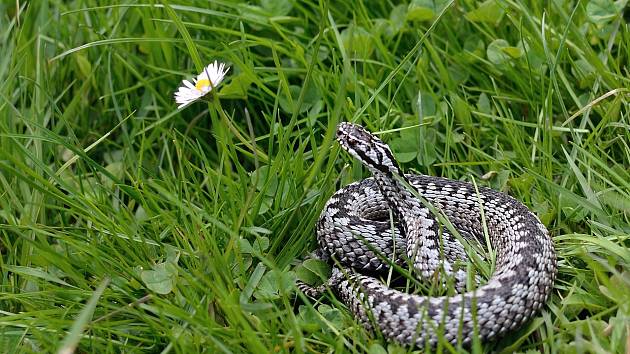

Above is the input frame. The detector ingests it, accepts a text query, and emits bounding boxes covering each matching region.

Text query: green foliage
[0,0,629,352]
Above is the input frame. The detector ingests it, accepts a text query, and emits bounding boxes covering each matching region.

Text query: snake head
[336,122,403,176]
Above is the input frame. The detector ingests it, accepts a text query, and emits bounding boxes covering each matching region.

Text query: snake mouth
[336,122,352,142]
[336,123,353,152]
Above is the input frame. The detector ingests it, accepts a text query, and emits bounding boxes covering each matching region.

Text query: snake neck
[371,171,424,225]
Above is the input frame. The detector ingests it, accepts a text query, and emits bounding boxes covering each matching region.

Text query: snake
[299,122,557,347]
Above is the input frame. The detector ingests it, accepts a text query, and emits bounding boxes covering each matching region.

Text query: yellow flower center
[195,79,211,91]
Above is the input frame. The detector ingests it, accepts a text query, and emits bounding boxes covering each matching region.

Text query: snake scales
[299,122,556,347]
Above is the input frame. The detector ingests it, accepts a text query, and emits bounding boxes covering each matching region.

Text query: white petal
[196,72,208,81]
[178,101,193,109]
[182,80,195,89]
[174,88,196,100]
[175,87,191,95]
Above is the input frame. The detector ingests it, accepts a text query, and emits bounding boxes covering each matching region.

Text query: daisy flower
[174,61,230,109]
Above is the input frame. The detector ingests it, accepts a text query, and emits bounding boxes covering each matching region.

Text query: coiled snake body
[301,122,556,346]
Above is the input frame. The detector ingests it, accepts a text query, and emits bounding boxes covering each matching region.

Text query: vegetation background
[1,0,629,352]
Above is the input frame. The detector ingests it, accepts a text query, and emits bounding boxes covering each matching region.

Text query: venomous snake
[299,122,557,347]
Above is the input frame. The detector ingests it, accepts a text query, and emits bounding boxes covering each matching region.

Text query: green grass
[1,0,629,352]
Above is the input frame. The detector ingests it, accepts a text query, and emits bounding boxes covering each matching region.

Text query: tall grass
[0,0,629,352]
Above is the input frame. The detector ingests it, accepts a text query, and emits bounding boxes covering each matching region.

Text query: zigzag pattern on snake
[299,122,556,346]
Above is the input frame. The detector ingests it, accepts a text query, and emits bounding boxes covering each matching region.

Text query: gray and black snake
[299,122,556,347]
